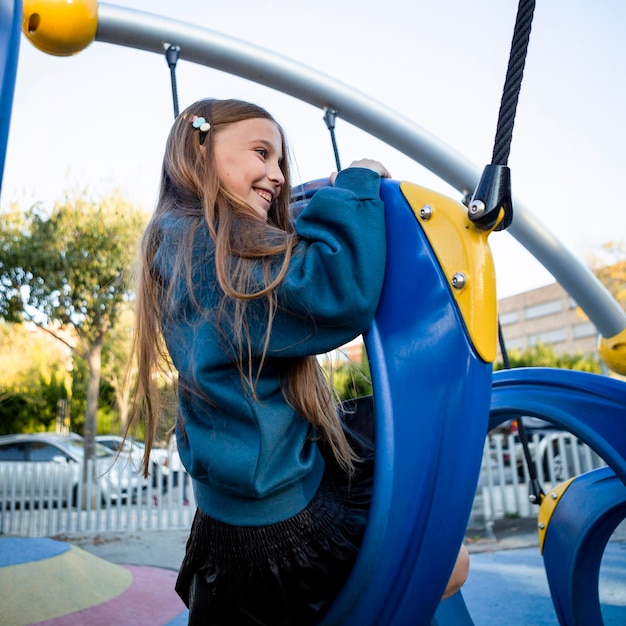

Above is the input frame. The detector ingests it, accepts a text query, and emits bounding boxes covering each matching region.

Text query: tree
[0,371,68,435]
[494,343,602,373]
[331,358,373,401]
[0,321,70,434]
[0,189,147,466]
[101,303,136,434]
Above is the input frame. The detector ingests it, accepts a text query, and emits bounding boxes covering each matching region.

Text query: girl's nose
[269,162,285,185]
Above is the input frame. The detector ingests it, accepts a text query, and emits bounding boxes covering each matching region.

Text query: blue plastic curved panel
[0,0,21,193]
[542,466,626,626]
[431,592,474,626]
[489,368,626,485]
[318,179,492,625]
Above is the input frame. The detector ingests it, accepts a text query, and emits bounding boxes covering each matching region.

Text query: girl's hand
[329,159,391,185]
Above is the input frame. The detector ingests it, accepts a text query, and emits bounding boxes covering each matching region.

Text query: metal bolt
[451,272,467,290]
[538,522,545,530]
[468,199,486,218]
[419,204,433,220]
[551,492,557,500]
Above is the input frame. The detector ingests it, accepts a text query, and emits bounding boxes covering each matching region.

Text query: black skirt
[175,396,375,626]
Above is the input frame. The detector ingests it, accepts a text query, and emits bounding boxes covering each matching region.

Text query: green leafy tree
[328,357,373,401]
[0,321,70,433]
[0,370,68,435]
[101,303,136,435]
[494,343,601,373]
[0,189,147,465]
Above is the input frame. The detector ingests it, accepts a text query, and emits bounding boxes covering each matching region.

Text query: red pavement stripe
[34,565,186,626]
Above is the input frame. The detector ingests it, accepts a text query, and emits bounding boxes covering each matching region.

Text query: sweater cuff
[333,168,382,200]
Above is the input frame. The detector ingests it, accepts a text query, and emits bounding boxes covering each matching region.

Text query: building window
[525,299,562,320]
[529,328,567,346]
[503,337,525,351]
[573,322,597,339]
[499,310,519,326]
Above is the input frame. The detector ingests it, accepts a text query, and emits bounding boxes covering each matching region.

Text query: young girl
[130,98,467,625]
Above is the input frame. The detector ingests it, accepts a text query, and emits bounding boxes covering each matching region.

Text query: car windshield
[64,439,114,459]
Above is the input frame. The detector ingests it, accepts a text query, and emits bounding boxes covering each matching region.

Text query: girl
[130,98,467,625]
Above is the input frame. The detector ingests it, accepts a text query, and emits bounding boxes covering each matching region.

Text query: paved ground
[55,528,189,573]
[1,516,624,624]
[465,515,542,553]
[58,515,544,571]
[0,536,186,626]
[463,517,626,625]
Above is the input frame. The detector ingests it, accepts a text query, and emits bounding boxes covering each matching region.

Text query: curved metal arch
[94,3,626,341]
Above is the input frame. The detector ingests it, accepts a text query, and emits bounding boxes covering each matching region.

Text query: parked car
[96,434,169,487]
[0,432,141,507]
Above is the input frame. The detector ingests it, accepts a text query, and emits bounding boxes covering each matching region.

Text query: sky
[3,0,626,298]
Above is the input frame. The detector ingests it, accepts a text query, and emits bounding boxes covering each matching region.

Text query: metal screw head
[451,272,467,290]
[551,492,558,500]
[538,522,545,530]
[468,199,486,218]
[419,204,433,220]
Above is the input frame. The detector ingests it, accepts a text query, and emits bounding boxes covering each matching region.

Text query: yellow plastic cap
[599,328,626,376]
[22,0,98,57]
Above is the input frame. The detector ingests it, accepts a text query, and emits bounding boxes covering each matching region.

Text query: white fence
[0,462,194,538]
[0,433,608,538]
[474,432,607,523]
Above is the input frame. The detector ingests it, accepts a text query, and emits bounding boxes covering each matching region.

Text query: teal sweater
[156,168,386,526]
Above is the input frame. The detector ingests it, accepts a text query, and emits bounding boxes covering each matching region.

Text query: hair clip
[191,115,211,132]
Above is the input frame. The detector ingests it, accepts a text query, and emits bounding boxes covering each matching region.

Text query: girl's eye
[256,148,268,158]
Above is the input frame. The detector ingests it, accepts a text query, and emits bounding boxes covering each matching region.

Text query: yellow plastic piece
[599,328,626,376]
[537,478,575,553]
[400,181,498,363]
[22,0,98,56]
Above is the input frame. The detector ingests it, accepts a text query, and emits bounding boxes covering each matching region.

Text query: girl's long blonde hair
[128,99,356,476]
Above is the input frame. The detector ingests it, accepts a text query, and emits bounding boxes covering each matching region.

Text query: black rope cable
[323,108,342,172]
[498,323,545,504]
[484,0,543,504]
[468,0,535,232]
[165,44,181,118]
[491,0,536,166]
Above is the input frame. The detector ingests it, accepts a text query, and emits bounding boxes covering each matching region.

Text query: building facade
[497,282,599,358]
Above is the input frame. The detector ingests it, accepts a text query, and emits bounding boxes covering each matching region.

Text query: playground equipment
[1,1,626,624]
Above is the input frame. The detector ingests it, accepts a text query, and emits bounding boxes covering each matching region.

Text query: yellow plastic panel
[400,181,498,363]
[537,479,575,552]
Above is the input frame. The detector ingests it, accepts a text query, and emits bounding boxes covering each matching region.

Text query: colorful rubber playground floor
[1,531,625,625]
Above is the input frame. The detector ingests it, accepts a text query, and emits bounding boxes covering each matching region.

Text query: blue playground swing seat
[489,367,626,626]
[294,177,497,625]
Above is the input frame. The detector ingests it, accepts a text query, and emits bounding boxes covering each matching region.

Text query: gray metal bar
[96,3,626,338]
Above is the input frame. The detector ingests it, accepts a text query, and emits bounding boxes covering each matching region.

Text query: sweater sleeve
[248,167,387,357]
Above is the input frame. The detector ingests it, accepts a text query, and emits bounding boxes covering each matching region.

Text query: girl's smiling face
[213,117,285,219]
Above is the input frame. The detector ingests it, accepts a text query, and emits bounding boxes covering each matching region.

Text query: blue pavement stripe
[165,610,189,625]
[0,537,69,567]
[462,544,626,625]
